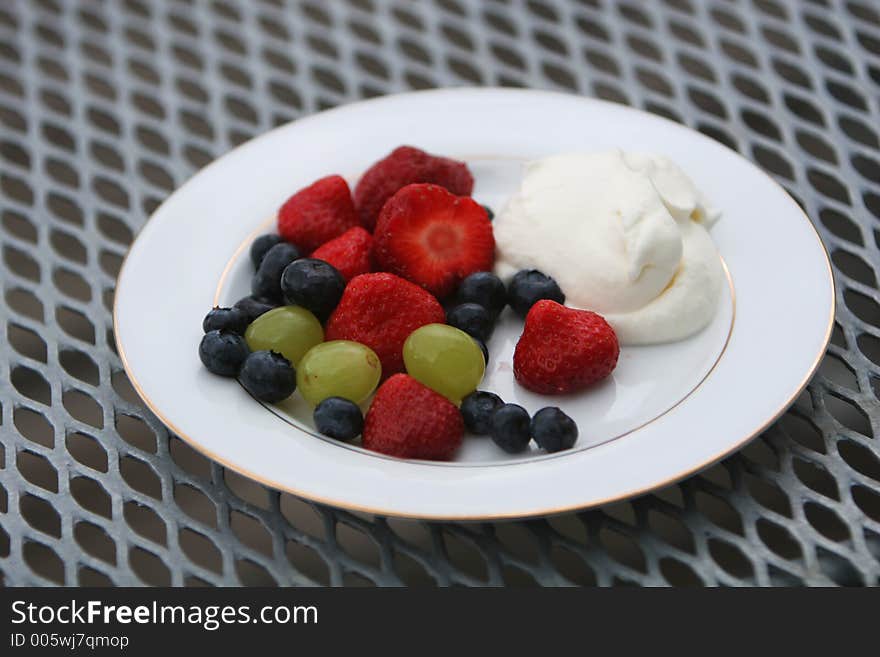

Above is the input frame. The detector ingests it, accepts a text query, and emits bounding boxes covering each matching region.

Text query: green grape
[403,323,485,404]
[297,340,382,405]
[244,306,323,367]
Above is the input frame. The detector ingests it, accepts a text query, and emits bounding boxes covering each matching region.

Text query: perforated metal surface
[1,0,879,587]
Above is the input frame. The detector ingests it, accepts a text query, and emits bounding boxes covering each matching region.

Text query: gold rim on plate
[112,89,836,521]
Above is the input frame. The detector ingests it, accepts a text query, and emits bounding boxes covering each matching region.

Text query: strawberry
[373,184,494,299]
[514,300,619,394]
[310,226,374,281]
[277,175,359,252]
[325,272,445,377]
[354,146,474,230]
[363,374,463,460]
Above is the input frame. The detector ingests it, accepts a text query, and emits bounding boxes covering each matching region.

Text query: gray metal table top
[1,0,879,586]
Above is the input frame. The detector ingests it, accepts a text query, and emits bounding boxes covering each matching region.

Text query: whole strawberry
[354,146,474,230]
[514,300,619,394]
[278,175,359,252]
[325,272,445,377]
[311,226,374,281]
[373,183,494,299]
[363,374,463,460]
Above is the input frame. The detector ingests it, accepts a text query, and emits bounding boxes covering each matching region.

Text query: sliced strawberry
[310,226,374,281]
[277,175,359,252]
[354,146,474,231]
[373,183,494,299]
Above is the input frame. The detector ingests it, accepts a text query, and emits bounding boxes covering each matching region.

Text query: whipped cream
[494,150,723,345]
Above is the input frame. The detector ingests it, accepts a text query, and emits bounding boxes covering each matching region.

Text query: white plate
[114,88,834,520]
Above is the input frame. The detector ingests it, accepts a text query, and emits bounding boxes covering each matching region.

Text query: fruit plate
[114,88,834,520]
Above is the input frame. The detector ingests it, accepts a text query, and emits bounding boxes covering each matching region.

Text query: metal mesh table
[1,0,879,587]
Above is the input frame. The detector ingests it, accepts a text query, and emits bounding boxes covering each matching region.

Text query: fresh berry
[354,146,474,231]
[250,233,284,269]
[460,390,503,435]
[514,300,619,394]
[280,258,346,321]
[297,340,382,405]
[490,403,532,454]
[473,337,489,365]
[203,306,249,334]
[482,205,494,221]
[507,269,565,318]
[325,273,445,377]
[199,330,249,377]
[233,295,277,323]
[446,303,493,342]
[403,323,485,404]
[313,397,363,442]
[531,407,578,453]
[374,184,495,298]
[252,242,301,302]
[310,226,374,282]
[238,350,296,403]
[277,175,359,252]
[244,306,323,367]
[363,374,463,460]
[455,271,506,318]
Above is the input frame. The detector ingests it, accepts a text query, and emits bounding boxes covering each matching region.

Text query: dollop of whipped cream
[494,150,723,345]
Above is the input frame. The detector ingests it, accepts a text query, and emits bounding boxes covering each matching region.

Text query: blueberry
[473,337,489,365]
[482,205,494,221]
[250,233,284,269]
[281,258,345,322]
[252,242,300,302]
[507,269,565,318]
[313,397,363,442]
[531,407,578,453]
[490,403,532,454]
[447,303,493,341]
[238,350,296,403]
[199,330,249,377]
[233,295,277,323]
[455,271,506,318]
[202,306,249,334]
[461,390,503,435]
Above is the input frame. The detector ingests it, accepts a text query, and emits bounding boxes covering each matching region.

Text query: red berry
[363,374,463,460]
[373,183,494,299]
[354,146,474,231]
[277,175,359,252]
[310,226,374,281]
[514,300,619,394]
[325,272,445,377]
